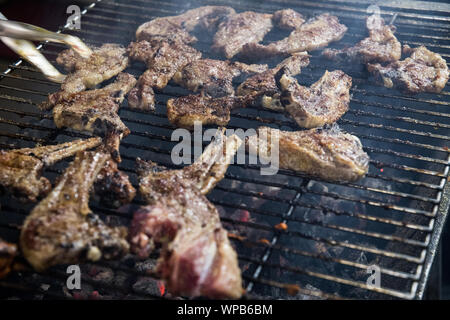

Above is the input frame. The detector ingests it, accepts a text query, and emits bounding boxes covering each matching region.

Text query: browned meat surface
[322,14,401,64]
[277,69,352,128]
[236,52,310,110]
[241,14,347,59]
[129,129,243,299]
[53,73,136,161]
[212,11,273,59]
[136,6,236,44]
[0,137,101,201]
[367,45,449,94]
[42,44,129,110]
[127,39,201,110]
[273,9,305,30]
[94,158,136,208]
[0,239,17,279]
[167,94,252,129]
[20,150,129,272]
[232,61,269,74]
[247,126,369,182]
[172,59,267,97]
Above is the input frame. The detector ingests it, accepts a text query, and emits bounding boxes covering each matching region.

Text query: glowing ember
[90,290,100,300]
[239,210,251,222]
[274,222,288,231]
[158,281,166,296]
[285,284,300,296]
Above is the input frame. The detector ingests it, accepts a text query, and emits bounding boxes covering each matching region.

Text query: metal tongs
[0,13,92,83]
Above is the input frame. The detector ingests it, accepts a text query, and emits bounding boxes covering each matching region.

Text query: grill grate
[0,0,449,299]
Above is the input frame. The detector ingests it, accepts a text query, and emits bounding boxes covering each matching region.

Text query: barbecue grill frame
[0,0,449,300]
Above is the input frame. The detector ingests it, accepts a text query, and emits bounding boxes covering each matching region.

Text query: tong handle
[0,19,92,58]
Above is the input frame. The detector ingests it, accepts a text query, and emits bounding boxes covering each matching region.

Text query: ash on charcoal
[132,276,161,296]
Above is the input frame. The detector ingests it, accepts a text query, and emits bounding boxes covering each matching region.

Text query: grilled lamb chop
[367,45,449,94]
[172,59,268,97]
[212,11,274,59]
[42,44,129,110]
[20,150,129,272]
[136,6,236,44]
[53,73,136,161]
[322,14,401,64]
[247,125,369,182]
[0,137,101,201]
[167,94,252,129]
[241,14,347,59]
[236,52,310,111]
[129,129,243,299]
[277,69,352,128]
[272,9,305,30]
[127,39,201,110]
[94,158,136,208]
[0,239,17,279]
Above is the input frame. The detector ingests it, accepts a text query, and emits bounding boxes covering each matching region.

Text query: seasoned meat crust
[94,159,136,208]
[127,39,201,110]
[322,14,401,64]
[168,53,310,129]
[367,45,449,94]
[272,9,305,30]
[237,52,310,110]
[53,73,136,161]
[20,150,129,272]
[247,126,369,182]
[129,129,243,299]
[173,59,268,97]
[212,11,274,59]
[42,44,129,110]
[241,13,347,59]
[0,239,17,279]
[167,94,252,129]
[277,69,352,128]
[136,6,236,44]
[0,138,101,201]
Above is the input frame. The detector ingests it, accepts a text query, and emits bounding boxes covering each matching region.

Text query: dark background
[0,0,448,300]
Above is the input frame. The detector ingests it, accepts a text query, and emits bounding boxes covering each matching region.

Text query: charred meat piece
[127,39,201,110]
[53,73,136,161]
[367,45,449,94]
[136,6,236,44]
[129,129,243,299]
[241,14,347,59]
[173,59,268,97]
[272,9,305,30]
[127,84,155,112]
[42,44,129,110]
[0,137,101,201]
[94,158,136,208]
[277,69,351,128]
[167,94,252,129]
[247,125,369,182]
[173,59,239,97]
[0,239,17,279]
[322,14,401,64]
[20,150,129,272]
[237,52,310,111]
[212,11,273,59]
[129,39,202,89]
[232,61,269,74]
